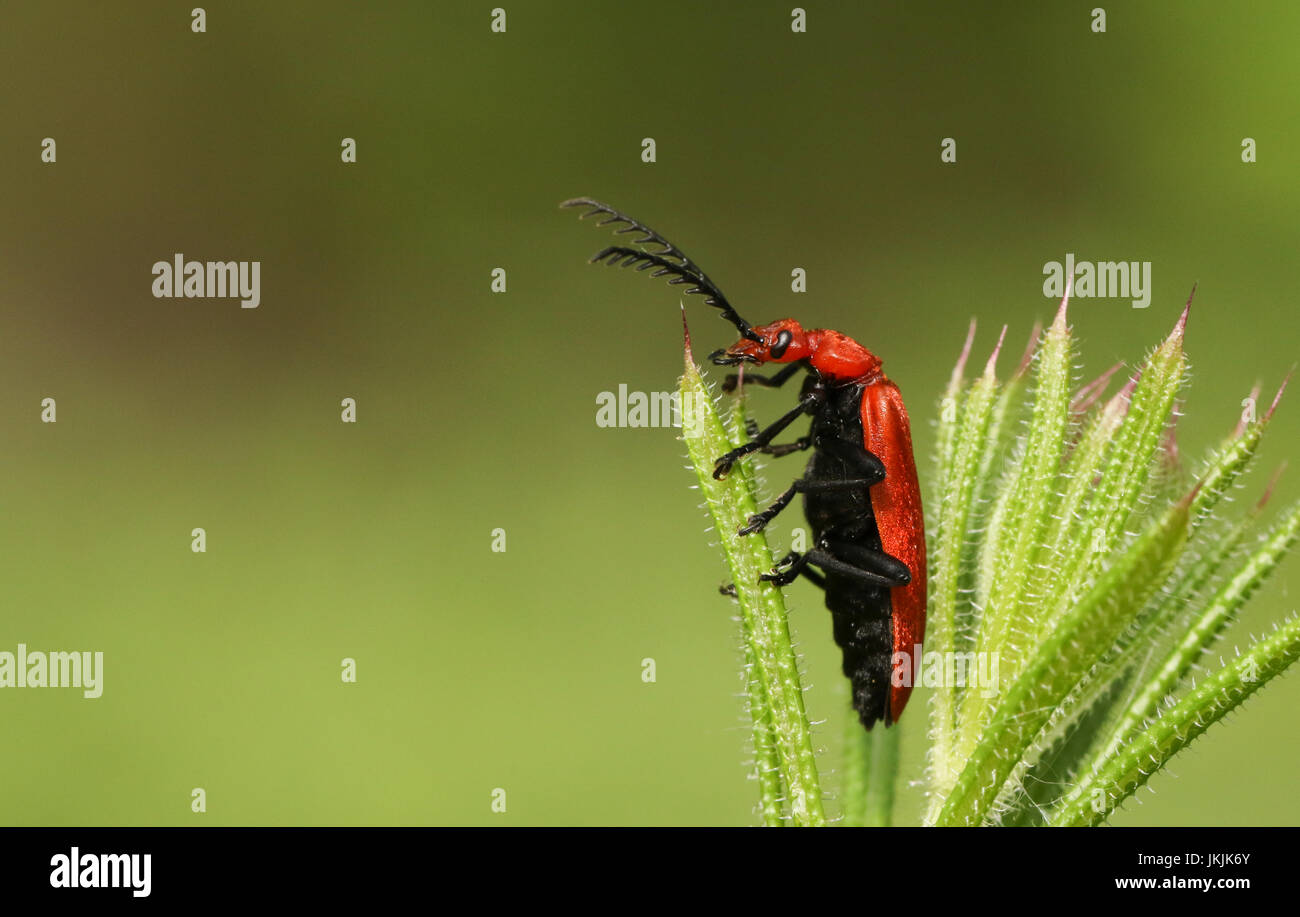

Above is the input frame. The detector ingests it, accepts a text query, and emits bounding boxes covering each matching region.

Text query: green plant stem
[741,638,786,826]
[726,395,787,827]
[679,343,825,826]
[843,710,900,826]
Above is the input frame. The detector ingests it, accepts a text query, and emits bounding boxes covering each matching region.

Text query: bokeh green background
[0,2,1295,825]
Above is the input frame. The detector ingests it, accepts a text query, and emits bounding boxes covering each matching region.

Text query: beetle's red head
[710,319,883,384]
[710,318,808,367]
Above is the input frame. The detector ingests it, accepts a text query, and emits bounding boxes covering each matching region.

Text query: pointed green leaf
[935,495,1191,826]
[679,342,825,826]
[1051,614,1300,826]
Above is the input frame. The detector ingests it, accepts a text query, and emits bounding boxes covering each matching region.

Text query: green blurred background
[0,1,1296,825]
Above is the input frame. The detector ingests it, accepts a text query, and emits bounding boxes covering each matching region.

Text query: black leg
[763,551,831,589]
[763,437,813,458]
[739,477,880,535]
[741,419,811,459]
[713,391,819,480]
[801,567,827,590]
[814,437,888,480]
[721,558,825,596]
[737,438,886,535]
[822,539,912,586]
[722,360,809,393]
[760,551,815,587]
[762,547,910,589]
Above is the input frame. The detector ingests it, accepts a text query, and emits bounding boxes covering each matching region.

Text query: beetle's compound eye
[770,329,794,359]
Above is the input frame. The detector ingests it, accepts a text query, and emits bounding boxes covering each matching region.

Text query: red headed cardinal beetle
[564,198,926,728]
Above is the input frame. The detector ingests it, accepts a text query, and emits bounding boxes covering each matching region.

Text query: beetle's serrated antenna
[561,197,760,342]
[561,197,683,255]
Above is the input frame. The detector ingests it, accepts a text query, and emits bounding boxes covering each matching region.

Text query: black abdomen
[801,382,894,728]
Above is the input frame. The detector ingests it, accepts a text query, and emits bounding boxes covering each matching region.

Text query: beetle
[562,198,926,729]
